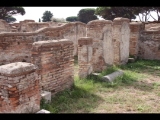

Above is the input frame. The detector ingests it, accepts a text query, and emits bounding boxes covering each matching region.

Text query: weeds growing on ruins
[40,59,160,113]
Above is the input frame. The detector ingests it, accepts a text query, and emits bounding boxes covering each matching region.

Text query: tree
[77,8,98,24]
[95,7,137,21]
[149,7,160,21]
[0,7,25,23]
[131,7,153,22]
[5,16,17,23]
[66,16,78,22]
[42,10,53,22]
[39,18,41,22]
[95,7,160,22]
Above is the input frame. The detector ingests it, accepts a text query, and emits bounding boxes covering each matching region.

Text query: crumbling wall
[27,22,49,32]
[31,39,74,95]
[0,62,40,113]
[145,22,160,30]
[79,18,130,76]
[138,30,160,60]
[113,17,130,64]
[0,19,11,32]
[19,20,35,32]
[0,22,86,65]
[78,37,93,78]
[129,22,145,58]
[86,20,113,72]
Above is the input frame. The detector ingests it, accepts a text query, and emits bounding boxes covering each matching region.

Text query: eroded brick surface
[0,22,86,65]
[129,22,145,58]
[78,37,93,78]
[0,62,40,113]
[31,39,74,95]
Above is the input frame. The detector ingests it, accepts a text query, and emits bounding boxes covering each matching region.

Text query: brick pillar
[78,37,93,78]
[31,39,74,95]
[129,22,145,59]
[0,62,40,113]
[87,20,113,71]
[113,17,130,65]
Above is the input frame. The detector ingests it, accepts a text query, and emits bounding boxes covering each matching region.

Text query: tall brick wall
[31,39,74,95]
[0,62,40,113]
[86,20,113,72]
[113,17,130,65]
[129,22,145,58]
[0,22,86,65]
[78,37,93,78]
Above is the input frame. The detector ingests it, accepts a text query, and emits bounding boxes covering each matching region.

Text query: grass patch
[40,59,160,113]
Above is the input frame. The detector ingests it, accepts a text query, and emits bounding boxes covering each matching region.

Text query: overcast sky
[13,7,157,23]
[13,7,98,22]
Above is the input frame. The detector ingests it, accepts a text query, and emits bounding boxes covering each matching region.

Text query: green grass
[40,59,160,113]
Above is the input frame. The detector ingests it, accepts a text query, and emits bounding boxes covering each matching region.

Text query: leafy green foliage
[40,59,160,113]
[5,16,16,23]
[66,16,78,22]
[77,8,98,24]
[0,7,25,23]
[95,7,136,20]
[95,7,160,22]
[42,10,53,22]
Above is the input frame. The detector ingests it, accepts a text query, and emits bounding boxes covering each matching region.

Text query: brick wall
[78,37,93,78]
[31,39,74,95]
[0,19,11,32]
[27,22,50,32]
[0,62,40,113]
[138,30,160,60]
[0,22,86,65]
[113,17,130,65]
[129,22,144,58]
[86,20,113,72]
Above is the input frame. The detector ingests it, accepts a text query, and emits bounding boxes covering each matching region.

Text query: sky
[13,7,158,23]
[13,7,99,22]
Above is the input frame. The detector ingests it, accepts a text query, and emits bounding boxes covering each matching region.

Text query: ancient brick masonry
[0,22,86,65]
[86,20,113,72]
[78,37,93,78]
[113,17,130,65]
[129,22,144,58]
[138,30,160,60]
[31,39,74,95]
[0,62,40,113]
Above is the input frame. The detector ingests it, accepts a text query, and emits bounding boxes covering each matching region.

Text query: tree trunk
[138,14,142,22]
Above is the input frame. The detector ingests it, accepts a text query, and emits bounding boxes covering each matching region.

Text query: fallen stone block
[41,91,51,103]
[128,58,135,63]
[92,73,100,76]
[101,70,124,82]
[37,109,50,113]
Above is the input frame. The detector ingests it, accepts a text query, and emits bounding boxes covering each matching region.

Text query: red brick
[7,87,17,91]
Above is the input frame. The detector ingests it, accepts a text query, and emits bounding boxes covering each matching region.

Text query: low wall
[138,30,160,60]
[31,39,74,95]
[0,22,86,65]
[27,22,50,32]
[0,62,40,113]
[0,19,11,32]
